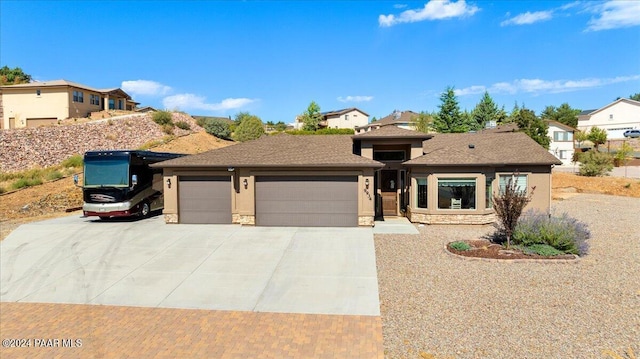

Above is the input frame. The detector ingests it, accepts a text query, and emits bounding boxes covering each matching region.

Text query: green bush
[152,110,174,126]
[45,170,63,181]
[512,210,590,255]
[175,120,191,130]
[161,124,174,135]
[202,119,232,140]
[11,178,43,190]
[579,151,613,177]
[450,241,471,251]
[233,115,265,142]
[516,244,564,256]
[61,154,83,168]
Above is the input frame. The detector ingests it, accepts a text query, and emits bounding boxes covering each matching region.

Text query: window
[553,131,573,142]
[118,99,123,110]
[437,178,476,210]
[609,114,613,120]
[485,178,493,209]
[36,89,41,96]
[499,174,528,194]
[416,178,427,208]
[373,151,405,161]
[90,94,101,105]
[345,114,349,121]
[109,99,115,109]
[559,150,570,159]
[73,90,84,103]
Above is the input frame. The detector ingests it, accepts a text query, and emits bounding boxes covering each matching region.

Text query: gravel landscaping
[376,193,639,358]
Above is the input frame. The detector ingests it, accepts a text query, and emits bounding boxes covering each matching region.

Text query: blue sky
[1,0,639,123]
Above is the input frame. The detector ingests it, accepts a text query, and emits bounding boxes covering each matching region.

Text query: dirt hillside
[0,131,234,239]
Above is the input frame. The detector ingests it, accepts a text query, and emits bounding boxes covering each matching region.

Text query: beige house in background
[0,80,137,129]
[153,126,560,227]
[293,107,369,130]
[355,110,420,133]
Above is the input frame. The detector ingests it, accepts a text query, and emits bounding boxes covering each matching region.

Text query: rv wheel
[140,202,150,217]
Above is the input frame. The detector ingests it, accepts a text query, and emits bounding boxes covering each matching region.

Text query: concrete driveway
[0,215,379,316]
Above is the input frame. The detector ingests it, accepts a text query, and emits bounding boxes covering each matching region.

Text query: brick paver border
[0,302,383,359]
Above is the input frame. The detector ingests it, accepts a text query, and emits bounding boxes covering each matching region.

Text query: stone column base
[233,214,255,225]
[164,213,178,224]
[358,216,375,227]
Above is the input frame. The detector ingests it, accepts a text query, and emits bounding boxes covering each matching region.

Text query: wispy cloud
[500,10,553,26]
[121,80,171,96]
[455,75,640,96]
[585,1,640,31]
[337,95,374,103]
[162,94,257,112]
[379,0,479,27]
[393,4,407,9]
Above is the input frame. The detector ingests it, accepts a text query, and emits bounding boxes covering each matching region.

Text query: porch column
[104,94,109,111]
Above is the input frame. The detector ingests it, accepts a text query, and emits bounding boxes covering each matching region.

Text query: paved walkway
[0,302,383,358]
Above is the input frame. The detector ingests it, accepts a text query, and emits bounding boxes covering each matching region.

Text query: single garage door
[26,118,57,128]
[256,176,358,227]
[179,176,232,224]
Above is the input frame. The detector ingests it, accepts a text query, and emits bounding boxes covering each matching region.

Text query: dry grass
[553,172,640,198]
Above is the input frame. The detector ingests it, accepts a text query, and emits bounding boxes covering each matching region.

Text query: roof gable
[155,134,384,169]
[546,120,575,132]
[322,108,369,118]
[404,132,561,166]
[580,98,640,118]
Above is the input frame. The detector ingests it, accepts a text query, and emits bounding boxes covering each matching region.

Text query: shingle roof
[480,122,519,133]
[352,125,433,139]
[403,132,561,166]
[546,120,576,132]
[154,134,384,168]
[376,110,420,126]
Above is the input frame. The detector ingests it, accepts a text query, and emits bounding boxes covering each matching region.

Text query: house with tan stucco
[153,125,560,227]
[293,107,369,130]
[0,80,137,129]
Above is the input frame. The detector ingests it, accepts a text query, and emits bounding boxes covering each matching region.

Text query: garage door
[179,176,232,224]
[27,118,57,128]
[256,176,358,227]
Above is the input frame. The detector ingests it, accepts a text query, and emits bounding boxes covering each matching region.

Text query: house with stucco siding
[577,98,640,139]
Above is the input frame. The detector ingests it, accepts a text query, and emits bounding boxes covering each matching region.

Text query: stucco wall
[548,123,575,166]
[326,110,369,129]
[577,100,640,134]
[2,88,69,128]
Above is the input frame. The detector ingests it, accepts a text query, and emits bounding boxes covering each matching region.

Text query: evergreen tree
[471,91,499,130]
[301,101,322,131]
[0,66,32,85]
[540,103,580,128]
[514,108,550,149]
[433,86,470,133]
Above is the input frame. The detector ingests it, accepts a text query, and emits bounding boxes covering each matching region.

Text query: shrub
[0,186,6,194]
[492,174,534,248]
[152,110,173,126]
[61,154,83,168]
[202,119,232,140]
[516,244,564,256]
[579,151,613,177]
[11,178,43,190]
[161,124,174,135]
[45,170,63,181]
[450,241,471,251]
[233,115,265,142]
[512,209,590,255]
[175,120,191,130]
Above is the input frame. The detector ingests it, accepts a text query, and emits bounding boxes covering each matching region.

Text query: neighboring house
[577,98,640,139]
[355,110,419,133]
[546,120,575,166]
[153,125,560,227]
[293,107,368,130]
[0,80,138,129]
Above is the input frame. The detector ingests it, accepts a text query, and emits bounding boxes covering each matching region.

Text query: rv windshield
[84,158,130,187]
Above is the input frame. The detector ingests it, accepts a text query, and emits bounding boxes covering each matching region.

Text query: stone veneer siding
[233,214,256,225]
[359,216,375,227]
[408,210,495,225]
[164,213,178,224]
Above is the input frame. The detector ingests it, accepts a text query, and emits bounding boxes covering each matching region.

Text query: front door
[381,170,398,216]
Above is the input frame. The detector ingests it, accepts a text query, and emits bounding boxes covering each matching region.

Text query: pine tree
[433,86,470,133]
[514,108,550,149]
[471,91,499,130]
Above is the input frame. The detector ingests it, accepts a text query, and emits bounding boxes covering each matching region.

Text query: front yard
[376,193,639,358]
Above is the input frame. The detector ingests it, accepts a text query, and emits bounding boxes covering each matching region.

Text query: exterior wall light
[243,178,248,189]
[166,178,171,188]
[365,178,370,189]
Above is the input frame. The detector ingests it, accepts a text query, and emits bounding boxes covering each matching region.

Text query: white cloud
[162,93,257,112]
[500,10,553,26]
[586,1,640,31]
[121,80,171,96]
[393,4,408,9]
[379,0,479,27]
[455,75,640,95]
[337,95,374,103]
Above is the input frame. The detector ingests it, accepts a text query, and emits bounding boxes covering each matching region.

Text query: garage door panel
[179,176,231,224]
[256,176,358,227]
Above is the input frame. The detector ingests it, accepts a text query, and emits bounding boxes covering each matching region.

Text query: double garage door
[256,176,358,227]
[178,175,358,227]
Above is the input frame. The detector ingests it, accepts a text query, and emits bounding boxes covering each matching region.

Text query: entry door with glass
[380,170,398,216]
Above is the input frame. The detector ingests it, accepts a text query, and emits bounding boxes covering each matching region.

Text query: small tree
[492,176,535,249]
[614,142,634,167]
[579,151,614,176]
[152,110,174,126]
[587,126,607,151]
[301,101,322,131]
[413,111,434,133]
[233,114,265,142]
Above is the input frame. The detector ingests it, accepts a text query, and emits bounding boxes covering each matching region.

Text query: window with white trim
[553,131,573,142]
[499,174,528,194]
[73,90,84,103]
